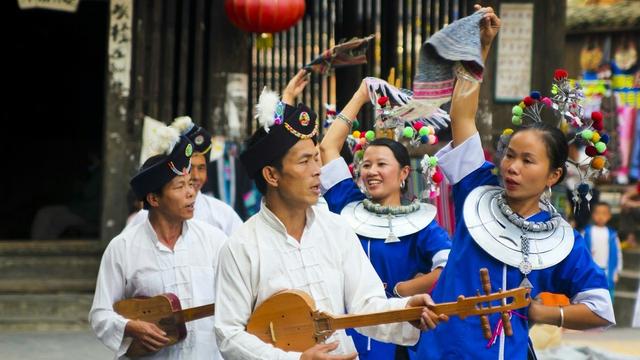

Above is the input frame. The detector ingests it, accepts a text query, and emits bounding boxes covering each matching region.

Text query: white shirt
[589,225,610,269]
[89,219,227,359]
[127,192,243,237]
[214,203,419,360]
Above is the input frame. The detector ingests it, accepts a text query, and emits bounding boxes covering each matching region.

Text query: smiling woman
[318,76,451,360]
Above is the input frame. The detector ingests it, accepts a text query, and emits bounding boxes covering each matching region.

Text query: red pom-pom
[348,163,355,176]
[359,131,366,138]
[353,143,362,152]
[523,96,534,106]
[585,146,598,157]
[413,122,424,131]
[554,69,568,79]
[592,119,604,131]
[432,170,444,184]
[591,111,603,122]
[326,109,337,116]
[377,96,389,106]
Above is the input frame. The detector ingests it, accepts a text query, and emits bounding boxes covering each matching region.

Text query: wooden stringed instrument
[246,268,530,352]
[114,293,215,358]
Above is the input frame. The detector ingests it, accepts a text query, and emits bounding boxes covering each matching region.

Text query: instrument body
[114,293,214,358]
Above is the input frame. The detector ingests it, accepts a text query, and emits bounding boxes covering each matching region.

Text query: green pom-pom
[403,127,414,138]
[419,127,429,136]
[595,141,607,153]
[581,130,594,141]
[365,130,376,141]
[428,156,438,167]
[355,150,364,160]
[352,119,360,130]
[512,106,523,116]
[512,116,522,126]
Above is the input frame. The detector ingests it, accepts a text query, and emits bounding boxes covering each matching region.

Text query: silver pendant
[518,259,532,275]
[385,231,400,243]
[519,276,533,289]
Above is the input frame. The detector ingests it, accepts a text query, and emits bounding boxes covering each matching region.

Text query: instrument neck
[180,304,215,323]
[329,307,424,330]
[328,302,463,330]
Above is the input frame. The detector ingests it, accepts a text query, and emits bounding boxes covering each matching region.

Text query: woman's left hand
[282,69,310,105]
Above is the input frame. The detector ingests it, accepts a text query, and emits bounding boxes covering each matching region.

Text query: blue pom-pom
[600,134,609,144]
[420,135,428,143]
[530,91,541,100]
[577,183,590,195]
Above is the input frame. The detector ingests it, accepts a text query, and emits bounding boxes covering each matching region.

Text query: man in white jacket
[90,131,227,359]
[214,70,447,360]
[127,117,243,236]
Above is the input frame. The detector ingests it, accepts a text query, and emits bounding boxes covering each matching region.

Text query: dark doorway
[1,1,108,239]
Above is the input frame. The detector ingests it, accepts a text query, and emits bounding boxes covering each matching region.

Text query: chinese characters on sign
[108,0,133,97]
[495,3,534,101]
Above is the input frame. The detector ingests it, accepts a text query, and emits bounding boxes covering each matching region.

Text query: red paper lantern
[225,0,306,33]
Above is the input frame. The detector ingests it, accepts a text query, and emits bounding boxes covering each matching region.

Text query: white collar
[258,199,316,236]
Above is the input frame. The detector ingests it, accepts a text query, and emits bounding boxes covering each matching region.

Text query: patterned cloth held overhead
[412,10,485,108]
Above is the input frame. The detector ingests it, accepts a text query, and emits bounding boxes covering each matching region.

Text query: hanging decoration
[224,0,306,34]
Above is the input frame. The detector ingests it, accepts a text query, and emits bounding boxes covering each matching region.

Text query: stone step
[0,240,103,256]
[622,248,640,271]
[0,256,99,279]
[0,279,96,294]
[0,294,94,331]
[617,270,640,293]
[613,290,637,328]
[0,294,93,320]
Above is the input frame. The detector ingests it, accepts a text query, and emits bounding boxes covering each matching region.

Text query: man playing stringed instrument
[214,70,448,360]
[89,128,228,359]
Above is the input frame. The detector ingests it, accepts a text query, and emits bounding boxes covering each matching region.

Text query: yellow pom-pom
[519,102,525,109]
[591,132,601,143]
[352,130,361,139]
[502,128,514,136]
[591,156,606,170]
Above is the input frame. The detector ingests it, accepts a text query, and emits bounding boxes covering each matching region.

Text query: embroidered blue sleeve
[417,222,452,270]
[323,179,366,214]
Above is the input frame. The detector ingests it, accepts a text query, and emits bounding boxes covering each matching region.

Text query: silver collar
[463,186,574,270]
[340,200,437,242]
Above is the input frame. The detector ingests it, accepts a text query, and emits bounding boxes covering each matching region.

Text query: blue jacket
[583,224,620,290]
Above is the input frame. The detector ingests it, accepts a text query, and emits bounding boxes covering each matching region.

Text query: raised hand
[300,342,358,360]
[282,69,310,105]
[474,4,501,50]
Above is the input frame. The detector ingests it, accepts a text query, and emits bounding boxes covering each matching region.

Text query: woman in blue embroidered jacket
[319,76,452,360]
[414,6,614,360]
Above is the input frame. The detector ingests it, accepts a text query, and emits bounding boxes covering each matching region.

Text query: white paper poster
[495,3,534,101]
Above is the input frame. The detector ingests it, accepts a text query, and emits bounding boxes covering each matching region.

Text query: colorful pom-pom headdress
[500,69,609,211]
[341,76,451,201]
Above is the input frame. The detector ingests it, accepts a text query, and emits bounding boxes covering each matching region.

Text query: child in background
[582,202,623,300]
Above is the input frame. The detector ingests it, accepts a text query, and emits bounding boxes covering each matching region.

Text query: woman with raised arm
[413,5,614,360]
[319,78,451,359]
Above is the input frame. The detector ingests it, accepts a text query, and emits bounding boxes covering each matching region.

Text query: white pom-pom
[255,86,280,132]
[150,126,181,155]
[170,116,194,135]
